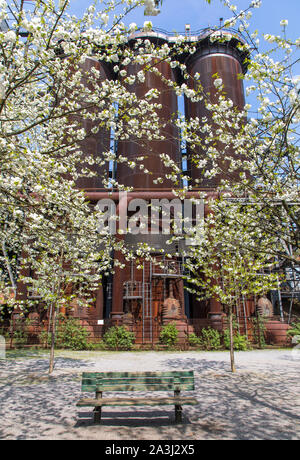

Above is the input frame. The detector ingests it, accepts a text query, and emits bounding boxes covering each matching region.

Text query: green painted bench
[76,371,198,423]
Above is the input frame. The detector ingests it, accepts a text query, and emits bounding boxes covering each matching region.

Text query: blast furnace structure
[15,27,273,345]
[76,28,250,345]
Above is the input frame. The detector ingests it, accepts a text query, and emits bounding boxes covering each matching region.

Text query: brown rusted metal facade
[184,34,247,187]
[14,29,270,347]
[116,35,181,190]
[73,57,112,190]
[85,31,250,344]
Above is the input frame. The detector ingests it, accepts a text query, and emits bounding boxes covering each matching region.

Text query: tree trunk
[49,304,57,374]
[229,304,236,373]
[49,249,64,374]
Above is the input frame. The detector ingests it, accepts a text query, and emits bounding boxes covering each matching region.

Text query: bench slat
[82,382,194,390]
[81,371,195,392]
[83,376,194,383]
[76,397,198,407]
[82,383,194,392]
[82,378,194,388]
[82,371,193,379]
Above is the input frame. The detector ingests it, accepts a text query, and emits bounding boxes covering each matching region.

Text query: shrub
[39,330,50,348]
[199,327,222,350]
[159,322,179,349]
[103,326,135,350]
[8,318,29,347]
[188,332,202,347]
[252,315,267,348]
[51,315,92,350]
[287,322,300,344]
[89,341,106,351]
[223,329,250,351]
[12,329,28,347]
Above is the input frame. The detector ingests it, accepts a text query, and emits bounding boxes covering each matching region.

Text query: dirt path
[0,349,299,440]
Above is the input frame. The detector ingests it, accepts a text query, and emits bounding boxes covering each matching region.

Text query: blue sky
[68,0,300,112]
[69,0,300,40]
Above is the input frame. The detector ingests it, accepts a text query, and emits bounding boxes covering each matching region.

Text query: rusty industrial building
[4,27,299,347]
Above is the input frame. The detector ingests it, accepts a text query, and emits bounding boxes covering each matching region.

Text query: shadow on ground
[0,352,299,440]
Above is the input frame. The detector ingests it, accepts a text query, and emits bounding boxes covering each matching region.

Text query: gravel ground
[0,349,299,440]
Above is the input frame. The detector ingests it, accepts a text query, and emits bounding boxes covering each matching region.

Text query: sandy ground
[0,348,299,440]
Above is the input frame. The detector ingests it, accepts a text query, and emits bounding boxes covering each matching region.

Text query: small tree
[19,197,114,372]
[0,0,184,371]
[184,203,278,372]
[178,1,300,267]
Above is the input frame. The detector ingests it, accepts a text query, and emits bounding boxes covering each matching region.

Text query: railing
[135,25,245,43]
[123,281,143,299]
[0,314,296,348]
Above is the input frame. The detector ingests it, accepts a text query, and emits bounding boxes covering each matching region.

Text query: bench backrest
[81,371,194,392]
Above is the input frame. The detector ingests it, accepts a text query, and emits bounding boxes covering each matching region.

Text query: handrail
[131,26,247,45]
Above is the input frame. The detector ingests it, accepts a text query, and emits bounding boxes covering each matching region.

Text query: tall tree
[0,0,183,367]
[178,0,299,266]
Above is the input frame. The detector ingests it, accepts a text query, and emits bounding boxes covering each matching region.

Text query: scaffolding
[218,248,300,341]
[118,257,185,343]
[272,256,300,324]
[103,245,299,344]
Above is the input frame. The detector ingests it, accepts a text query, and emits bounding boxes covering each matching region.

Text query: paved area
[0,349,299,440]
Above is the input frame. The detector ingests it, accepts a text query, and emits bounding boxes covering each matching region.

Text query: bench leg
[175,404,182,423]
[93,406,102,424]
[174,390,182,423]
[93,390,102,424]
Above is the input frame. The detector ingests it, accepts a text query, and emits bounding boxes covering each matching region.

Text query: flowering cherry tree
[0,0,184,368]
[184,202,278,372]
[0,0,170,291]
[177,0,299,267]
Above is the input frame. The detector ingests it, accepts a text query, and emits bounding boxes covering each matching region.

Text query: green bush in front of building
[103,325,135,350]
[39,315,92,350]
[200,327,222,350]
[159,322,179,349]
[188,327,222,350]
[223,328,250,351]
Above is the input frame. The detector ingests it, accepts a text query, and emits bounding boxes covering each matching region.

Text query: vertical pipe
[116,36,181,190]
[277,275,284,322]
[142,262,145,343]
[150,261,153,344]
[111,195,133,323]
[242,295,248,339]
[184,37,247,187]
[235,296,240,334]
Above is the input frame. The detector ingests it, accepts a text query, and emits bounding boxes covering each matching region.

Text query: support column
[111,253,125,324]
[209,297,223,331]
[95,284,104,320]
[177,279,185,316]
[111,194,132,324]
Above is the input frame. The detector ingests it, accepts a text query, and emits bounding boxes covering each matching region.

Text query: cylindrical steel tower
[74,57,112,190]
[115,34,181,190]
[184,32,248,188]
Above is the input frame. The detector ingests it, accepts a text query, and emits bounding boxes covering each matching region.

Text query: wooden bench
[76,371,198,423]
